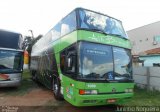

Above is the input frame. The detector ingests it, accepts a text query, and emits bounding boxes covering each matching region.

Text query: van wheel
[52,77,63,100]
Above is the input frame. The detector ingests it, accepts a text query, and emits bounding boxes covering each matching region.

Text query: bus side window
[60,44,77,77]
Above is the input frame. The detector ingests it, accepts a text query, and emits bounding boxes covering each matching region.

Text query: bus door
[60,44,77,102]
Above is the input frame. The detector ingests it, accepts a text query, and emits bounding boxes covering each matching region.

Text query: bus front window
[78,42,132,81]
[78,42,113,80]
[0,50,23,73]
[113,47,132,80]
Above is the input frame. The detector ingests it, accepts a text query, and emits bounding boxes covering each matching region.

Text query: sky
[0,0,160,37]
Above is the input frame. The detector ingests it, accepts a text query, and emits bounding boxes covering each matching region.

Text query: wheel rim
[53,79,58,95]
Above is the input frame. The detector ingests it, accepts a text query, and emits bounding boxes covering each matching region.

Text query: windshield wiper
[114,73,132,80]
[101,72,131,80]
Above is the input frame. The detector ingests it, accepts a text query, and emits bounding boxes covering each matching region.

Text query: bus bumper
[0,80,21,87]
[0,73,22,87]
[71,93,133,106]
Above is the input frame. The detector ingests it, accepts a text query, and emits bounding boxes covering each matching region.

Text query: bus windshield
[0,50,23,73]
[78,42,132,81]
[78,9,128,39]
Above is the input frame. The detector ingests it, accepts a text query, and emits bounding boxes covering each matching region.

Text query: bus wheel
[31,71,37,81]
[52,77,63,100]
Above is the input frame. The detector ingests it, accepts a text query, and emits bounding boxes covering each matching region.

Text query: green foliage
[22,35,42,53]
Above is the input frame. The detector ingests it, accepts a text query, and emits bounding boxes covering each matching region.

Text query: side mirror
[65,52,76,73]
[67,57,73,68]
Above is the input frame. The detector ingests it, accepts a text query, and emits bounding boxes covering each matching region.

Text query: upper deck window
[60,11,77,36]
[77,9,128,39]
[33,8,128,53]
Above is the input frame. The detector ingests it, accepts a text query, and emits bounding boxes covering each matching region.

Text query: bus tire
[52,77,63,100]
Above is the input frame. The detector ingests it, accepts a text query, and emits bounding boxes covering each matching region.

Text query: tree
[22,36,32,51]
[22,34,42,54]
[22,34,43,66]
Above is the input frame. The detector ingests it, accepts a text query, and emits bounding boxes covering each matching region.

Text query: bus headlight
[79,89,98,95]
[125,88,133,93]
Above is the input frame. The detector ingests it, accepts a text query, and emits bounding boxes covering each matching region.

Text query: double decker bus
[30,8,134,106]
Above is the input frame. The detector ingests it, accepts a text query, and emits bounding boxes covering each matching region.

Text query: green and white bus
[30,8,134,106]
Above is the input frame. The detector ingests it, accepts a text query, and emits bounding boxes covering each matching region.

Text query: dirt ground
[0,79,117,112]
[0,88,54,106]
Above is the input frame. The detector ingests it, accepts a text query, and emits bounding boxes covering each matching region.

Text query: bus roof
[0,30,22,49]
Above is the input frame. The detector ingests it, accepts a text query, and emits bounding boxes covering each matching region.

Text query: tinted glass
[0,30,22,49]
[78,42,132,81]
[0,50,23,73]
[32,11,77,53]
[51,23,61,41]
[78,9,128,38]
[78,42,113,80]
[60,11,76,36]
[113,47,132,79]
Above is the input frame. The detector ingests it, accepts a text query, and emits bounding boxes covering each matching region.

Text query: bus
[30,8,134,106]
[0,30,24,87]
